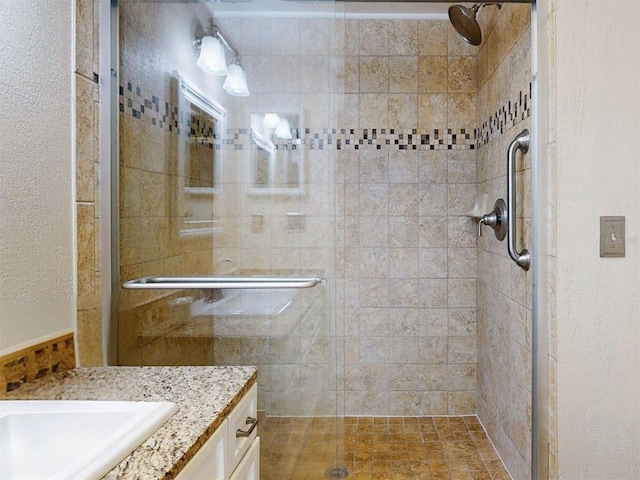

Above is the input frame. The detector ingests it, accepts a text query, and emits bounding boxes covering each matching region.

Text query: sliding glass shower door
[114,0,343,477]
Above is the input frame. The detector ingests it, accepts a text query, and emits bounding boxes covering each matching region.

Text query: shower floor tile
[260,416,511,480]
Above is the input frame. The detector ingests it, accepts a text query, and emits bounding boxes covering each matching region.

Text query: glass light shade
[196,36,228,76]
[223,64,250,97]
[262,113,280,129]
[274,118,292,140]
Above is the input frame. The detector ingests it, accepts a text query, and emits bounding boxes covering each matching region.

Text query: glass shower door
[114,0,344,478]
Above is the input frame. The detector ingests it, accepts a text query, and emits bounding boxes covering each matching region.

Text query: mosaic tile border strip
[119,82,476,151]
[120,78,531,152]
[477,82,532,148]
[0,333,75,395]
[224,127,475,151]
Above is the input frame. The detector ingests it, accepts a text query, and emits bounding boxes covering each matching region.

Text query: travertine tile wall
[335,19,480,416]
[75,0,103,367]
[200,16,338,414]
[0,334,75,395]
[117,2,219,366]
[115,6,338,415]
[475,5,533,479]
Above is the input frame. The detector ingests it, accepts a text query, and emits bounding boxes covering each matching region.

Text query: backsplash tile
[0,333,75,395]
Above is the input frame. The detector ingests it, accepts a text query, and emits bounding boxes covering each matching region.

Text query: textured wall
[0,1,75,353]
[554,0,640,478]
[474,5,532,480]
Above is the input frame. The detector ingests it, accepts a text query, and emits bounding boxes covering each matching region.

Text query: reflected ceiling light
[196,36,228,76]
[262,113,280,129]
[274,118,292,140]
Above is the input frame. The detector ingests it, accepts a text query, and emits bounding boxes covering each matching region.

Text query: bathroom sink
[0,400,178,480]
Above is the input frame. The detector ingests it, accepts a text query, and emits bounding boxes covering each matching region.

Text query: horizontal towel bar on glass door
[122,276,327,290]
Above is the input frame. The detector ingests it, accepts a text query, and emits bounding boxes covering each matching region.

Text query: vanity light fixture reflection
[223,64,250,97]
[196,36,228,76]
[274,118,292,140]
[262,113,280,129]
[194,18,250,97]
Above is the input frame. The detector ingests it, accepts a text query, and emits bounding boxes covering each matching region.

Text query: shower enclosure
[109,0,540,478]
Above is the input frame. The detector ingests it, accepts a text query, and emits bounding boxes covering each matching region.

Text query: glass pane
[115,0,343,478]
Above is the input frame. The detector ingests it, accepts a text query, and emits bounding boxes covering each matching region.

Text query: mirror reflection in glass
[249,113,304,195]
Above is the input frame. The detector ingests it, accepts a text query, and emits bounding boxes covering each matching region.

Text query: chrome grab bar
[507,129,531,271]
[122,276,326,290]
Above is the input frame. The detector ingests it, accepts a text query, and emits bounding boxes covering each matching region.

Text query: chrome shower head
[448,3,502,47]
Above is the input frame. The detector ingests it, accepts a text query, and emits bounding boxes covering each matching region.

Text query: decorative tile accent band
[477,82,532,147]
[0,333,75,395]
[119,79,531,152]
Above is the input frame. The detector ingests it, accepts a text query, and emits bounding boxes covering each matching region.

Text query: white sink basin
[0,400,178,480]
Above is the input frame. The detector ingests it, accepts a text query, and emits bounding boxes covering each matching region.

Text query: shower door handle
[507,129,531,271]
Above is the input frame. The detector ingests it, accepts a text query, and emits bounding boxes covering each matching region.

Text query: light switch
[600,216,625,257]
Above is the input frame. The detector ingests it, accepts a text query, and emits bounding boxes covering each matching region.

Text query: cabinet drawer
[228,383,258,472]
[174,420,227,480]
[229,436,260,480]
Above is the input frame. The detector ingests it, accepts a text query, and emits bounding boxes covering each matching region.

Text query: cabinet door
[174,420,228,480]
[229,436,260,480]
[228,384,258,472]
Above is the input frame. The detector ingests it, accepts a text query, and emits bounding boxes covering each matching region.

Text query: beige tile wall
[117,2,218,366]
[334,19,480,416]
[75,0,103,367]
[0,333,75,395]
[475,4,533,479]
[206,16,339,414]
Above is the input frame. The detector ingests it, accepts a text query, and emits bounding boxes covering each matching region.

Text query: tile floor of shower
[260,415,511,480]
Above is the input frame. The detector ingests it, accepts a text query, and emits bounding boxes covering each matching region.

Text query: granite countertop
[1,366,258,479]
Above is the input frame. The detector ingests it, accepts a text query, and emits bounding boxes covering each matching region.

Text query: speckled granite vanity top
[0,366,257,479]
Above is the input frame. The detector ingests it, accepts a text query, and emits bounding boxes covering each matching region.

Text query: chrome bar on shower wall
[507,129,531,271]
[122,276,326,290]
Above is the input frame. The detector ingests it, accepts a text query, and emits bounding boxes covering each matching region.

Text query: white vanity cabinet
[175,384,259,480]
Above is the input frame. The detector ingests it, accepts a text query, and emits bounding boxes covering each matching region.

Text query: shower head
[448,4,482,46]
[448,3,502,47]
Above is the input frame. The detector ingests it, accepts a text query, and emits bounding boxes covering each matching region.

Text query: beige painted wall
[0,1,75,354]
[554,0,640,478]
